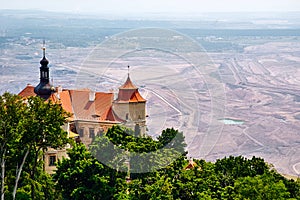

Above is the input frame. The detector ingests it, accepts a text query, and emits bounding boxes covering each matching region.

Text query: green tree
[100,126,188,199]
[214,155,269,188]
[232,174,290,200]
[268,169,300,198]
[66,126,188,199]
[20,96,69,199]
[157,128,186,153]
[94,126,186,179]
[54,143,127,200]
[0,93,26,200]
[0,93,69,200]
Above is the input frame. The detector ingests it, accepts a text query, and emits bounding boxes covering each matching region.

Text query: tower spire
[34,40,54,98]
[42,39,46,58]
[40,40,49,66]
[127,65,130,77]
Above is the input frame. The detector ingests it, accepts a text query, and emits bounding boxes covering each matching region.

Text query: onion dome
[40,47,49,66]
[34,42,54,98]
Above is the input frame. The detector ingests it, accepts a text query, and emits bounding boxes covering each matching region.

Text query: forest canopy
[55,126,300,200]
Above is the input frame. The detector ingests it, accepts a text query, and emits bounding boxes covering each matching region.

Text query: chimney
[89,90,95,101]
[56,85,63,99]
[57,85,63,93]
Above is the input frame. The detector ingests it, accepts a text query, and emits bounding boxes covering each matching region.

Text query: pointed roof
[116,74,146,103]
[129,90,146,103]
[119,75,137,90]
[184,159,198,170]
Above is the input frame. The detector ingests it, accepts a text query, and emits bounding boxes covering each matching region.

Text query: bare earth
[207,42,300,176]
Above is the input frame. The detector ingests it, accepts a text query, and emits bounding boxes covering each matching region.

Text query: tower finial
[42,40,46,58]
[127,65,130,77]
[40,40,49,66]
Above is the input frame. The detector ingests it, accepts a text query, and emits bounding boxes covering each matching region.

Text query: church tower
[113,66,147,136]
[34,41,54,99]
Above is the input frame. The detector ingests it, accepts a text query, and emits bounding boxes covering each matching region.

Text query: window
[49,155,56,166]
[97,128,104,136]
[79,128,84,137]
[42,71,48,79]
[89,128,95,139]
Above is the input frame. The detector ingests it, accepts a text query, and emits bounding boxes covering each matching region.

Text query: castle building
[18,45,147,173]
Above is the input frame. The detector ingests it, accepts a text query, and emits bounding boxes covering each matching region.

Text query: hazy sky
[1,0,300,14]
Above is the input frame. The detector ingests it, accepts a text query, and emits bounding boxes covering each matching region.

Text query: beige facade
[44,147,69,174]
[73,120,120,147]
[113,102,146,136]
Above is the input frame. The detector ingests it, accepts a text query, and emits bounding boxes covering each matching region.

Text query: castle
[18,45,147,173]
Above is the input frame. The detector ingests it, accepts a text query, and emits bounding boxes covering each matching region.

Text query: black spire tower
[34,41,54,98]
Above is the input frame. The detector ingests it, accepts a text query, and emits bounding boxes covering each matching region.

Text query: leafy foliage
[215,155,269,187]
[232,174,290,200]
[56,125,300,200]
[54,143,127,200]
[0,92,69,199]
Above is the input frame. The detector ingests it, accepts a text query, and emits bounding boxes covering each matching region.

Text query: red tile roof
[18,85,57,101]
[48,93,59,103]
[18,84,36,98]
[18,75,146,123]
[68,90,114,122]
[184,159,198,170]
[130,90,146,103]
[102,106,124,122]
[59,90,73,114]
[18,85,116,122]
[117,76,146,103]
[95,92,114,120]
[119,76,137,89]
[117,89,146,103]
